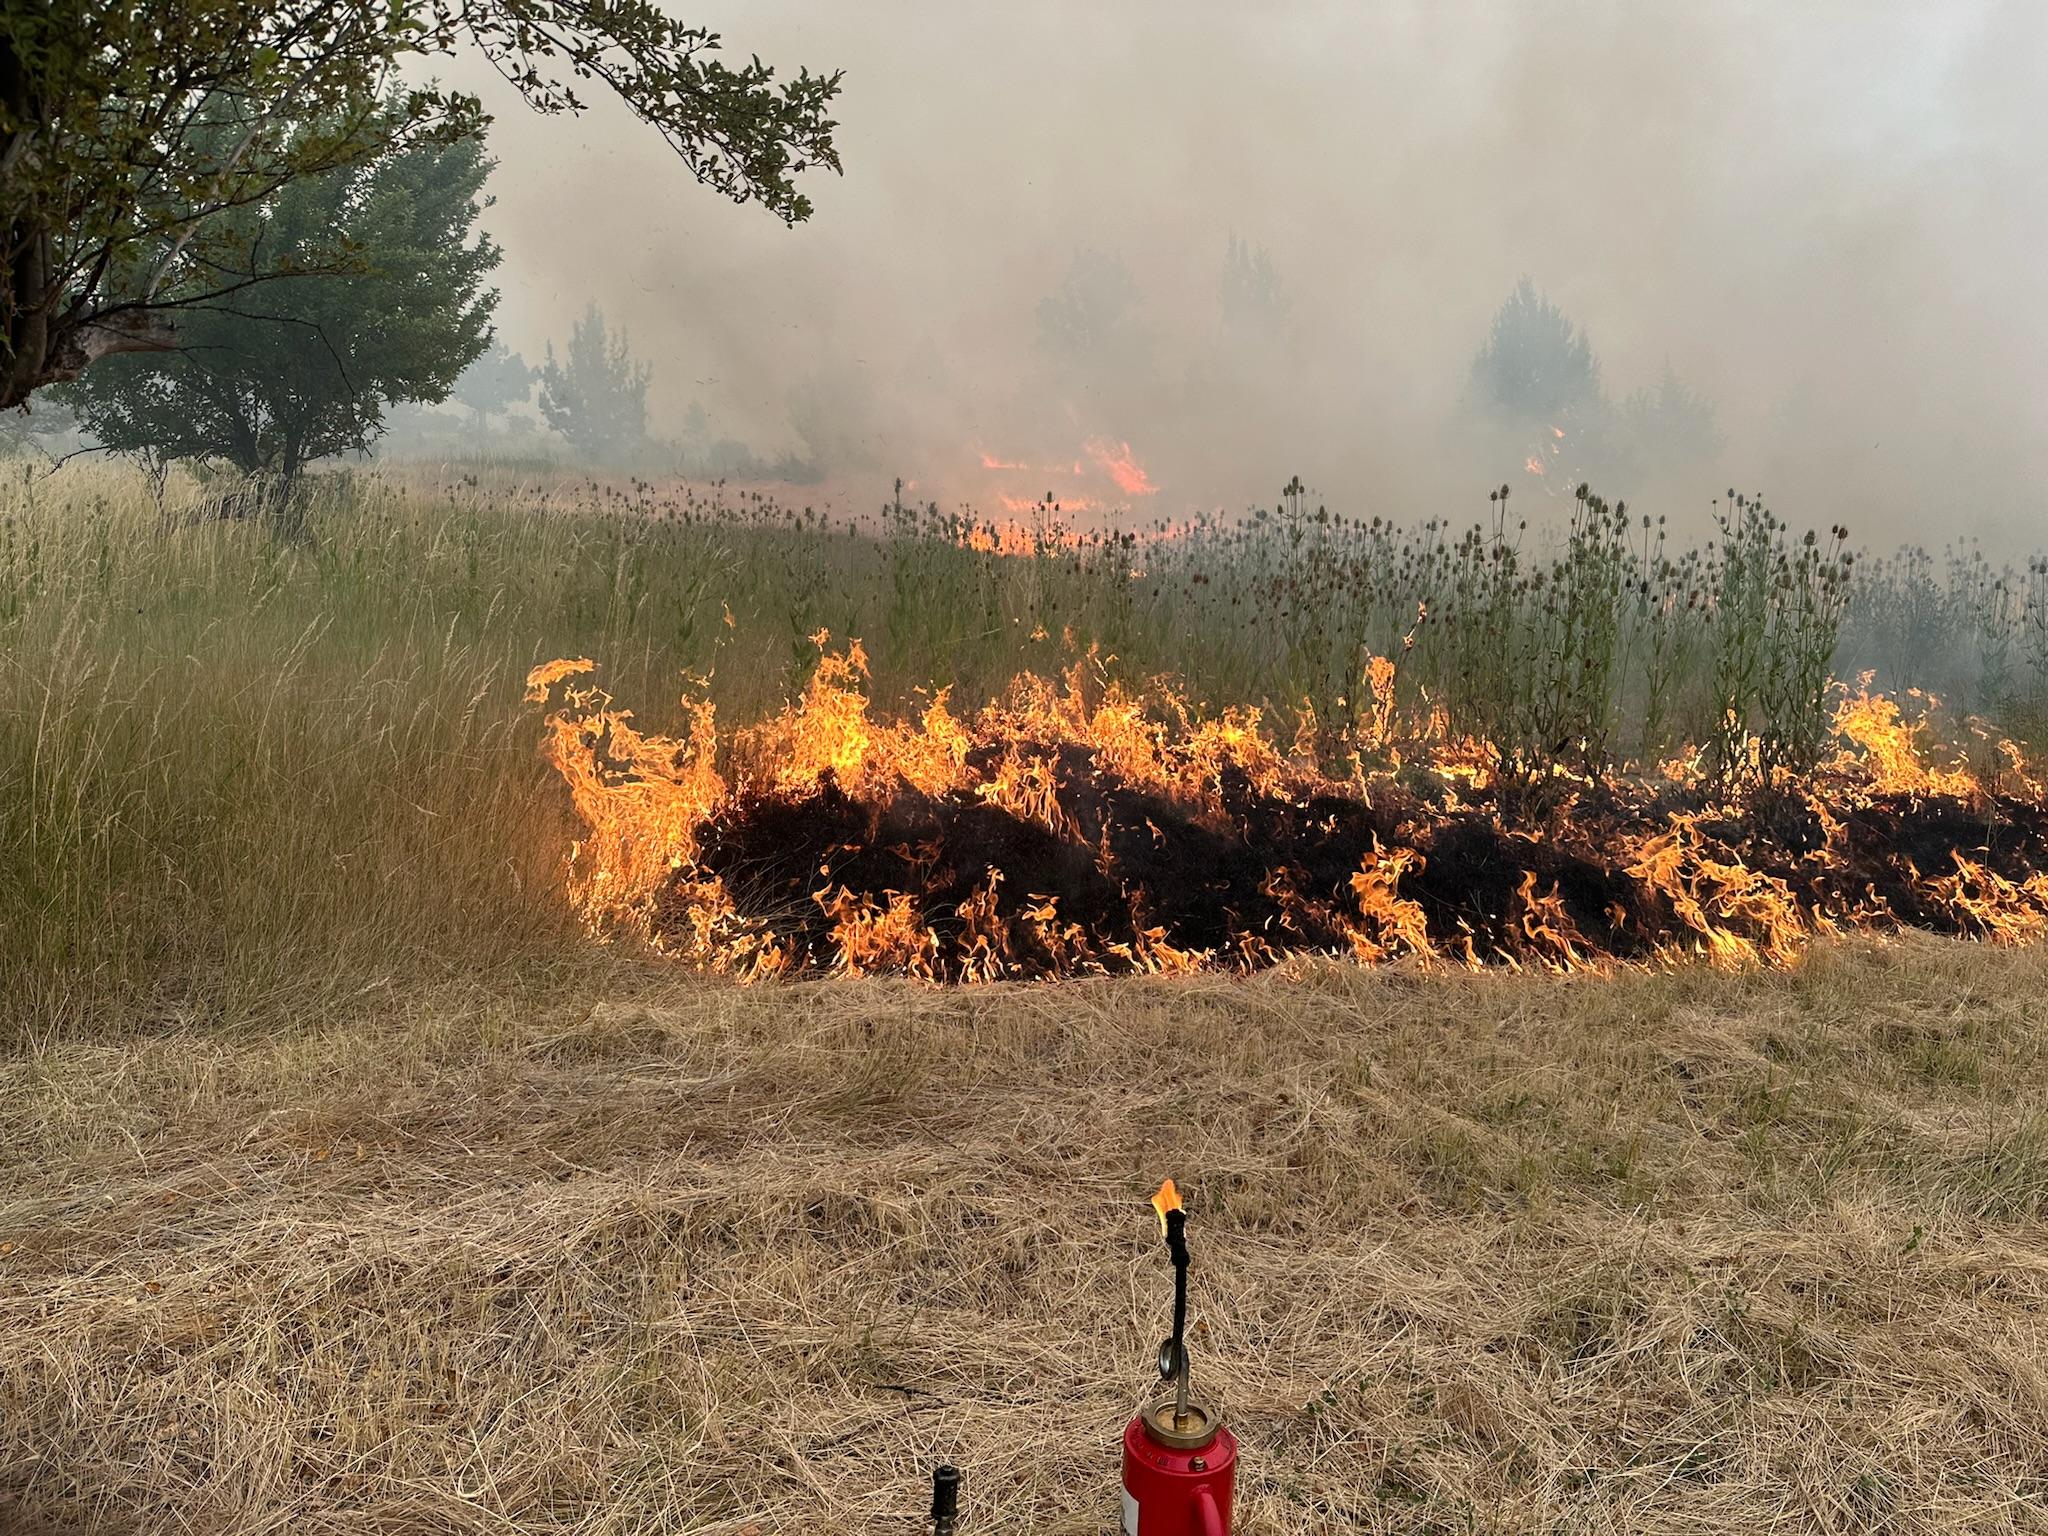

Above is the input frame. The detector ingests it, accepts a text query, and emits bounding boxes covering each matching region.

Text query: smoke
[452,1,2048,547]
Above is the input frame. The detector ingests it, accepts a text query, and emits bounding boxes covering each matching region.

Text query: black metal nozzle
[1164,1206,1189,1268]
[1164,1208,1190,1368]
[1156,1334,1187,1381]
[930,1463,961,1535]
[1163,1206,1193,1425]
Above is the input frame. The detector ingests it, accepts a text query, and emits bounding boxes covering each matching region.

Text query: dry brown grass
[4,936,2047,1534]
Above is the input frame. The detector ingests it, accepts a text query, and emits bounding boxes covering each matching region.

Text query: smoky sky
[449,2,2048,549]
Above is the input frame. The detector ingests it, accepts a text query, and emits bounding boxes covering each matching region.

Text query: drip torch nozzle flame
[1151,1176,1184,1235]
[929,1464,960,1535]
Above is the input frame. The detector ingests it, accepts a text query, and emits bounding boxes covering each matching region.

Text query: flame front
[525,642,2048,981]
[1151,1177,1184,1234]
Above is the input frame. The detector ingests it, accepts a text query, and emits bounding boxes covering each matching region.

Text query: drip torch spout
[1165,1207,1191,1429]
[930,1463,960,1535]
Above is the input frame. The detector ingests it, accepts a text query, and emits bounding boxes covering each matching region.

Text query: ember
[527,641,2048,980]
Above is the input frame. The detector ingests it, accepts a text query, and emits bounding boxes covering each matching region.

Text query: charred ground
[678,742,2048,978]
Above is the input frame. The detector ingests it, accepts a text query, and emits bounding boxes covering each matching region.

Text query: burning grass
[3,939,2046,1533]
[8,461,2048,1034]
[529,640,2048,980]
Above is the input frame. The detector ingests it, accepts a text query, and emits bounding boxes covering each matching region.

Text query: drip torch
[1121,1178,1237,1535]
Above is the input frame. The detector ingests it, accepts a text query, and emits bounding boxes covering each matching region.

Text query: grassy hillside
[3,940,2044,1533]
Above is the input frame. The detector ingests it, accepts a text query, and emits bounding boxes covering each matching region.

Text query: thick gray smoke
[454,2,2048,547]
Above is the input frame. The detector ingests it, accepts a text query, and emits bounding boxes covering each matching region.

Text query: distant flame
[996,493,1097,517]
[973,438,1156,509]
[1151,1177,1184,1234]
[1084,438,1158,497]
[1524,455,1547,476]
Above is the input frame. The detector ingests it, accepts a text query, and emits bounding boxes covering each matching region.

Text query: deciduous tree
[59,123,500,534]
[454,336,533,424]
[0,1,842,409]
[1036,248,1140,364]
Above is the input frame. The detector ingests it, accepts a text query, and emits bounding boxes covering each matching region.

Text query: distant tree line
[1019,244,1723,504]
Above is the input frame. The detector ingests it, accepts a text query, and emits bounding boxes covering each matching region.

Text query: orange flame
[1151,1177,1184,1234]
[973,438,1156,512]
[1829,678,1978,797]
[1083,437,1158,497]
[525,639,2048,983]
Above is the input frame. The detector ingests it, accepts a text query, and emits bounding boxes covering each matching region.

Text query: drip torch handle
[930,1463,961,1535]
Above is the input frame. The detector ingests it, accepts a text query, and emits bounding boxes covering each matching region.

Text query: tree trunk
[4,246,184,407]
[2,218,54,411]
[2,290,180,410]
[269,437,311,544]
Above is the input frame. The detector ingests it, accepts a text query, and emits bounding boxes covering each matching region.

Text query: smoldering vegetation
[683,747,2048,978]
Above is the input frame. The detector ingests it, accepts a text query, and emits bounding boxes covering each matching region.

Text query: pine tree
[1470,278,1602,422]
[536,306,653,465]
[1621,362,1724,467]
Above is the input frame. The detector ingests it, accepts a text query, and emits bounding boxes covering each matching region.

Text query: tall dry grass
[0,465,598,1040]
[0,460,1223,1042]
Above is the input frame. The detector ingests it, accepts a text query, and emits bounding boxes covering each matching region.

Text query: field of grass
[6,460,2047,1035]
[4,939,2046,1533]
[3,462,2047,1532]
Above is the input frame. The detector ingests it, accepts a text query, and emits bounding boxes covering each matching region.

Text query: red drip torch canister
[1122,1179,1236,1535]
